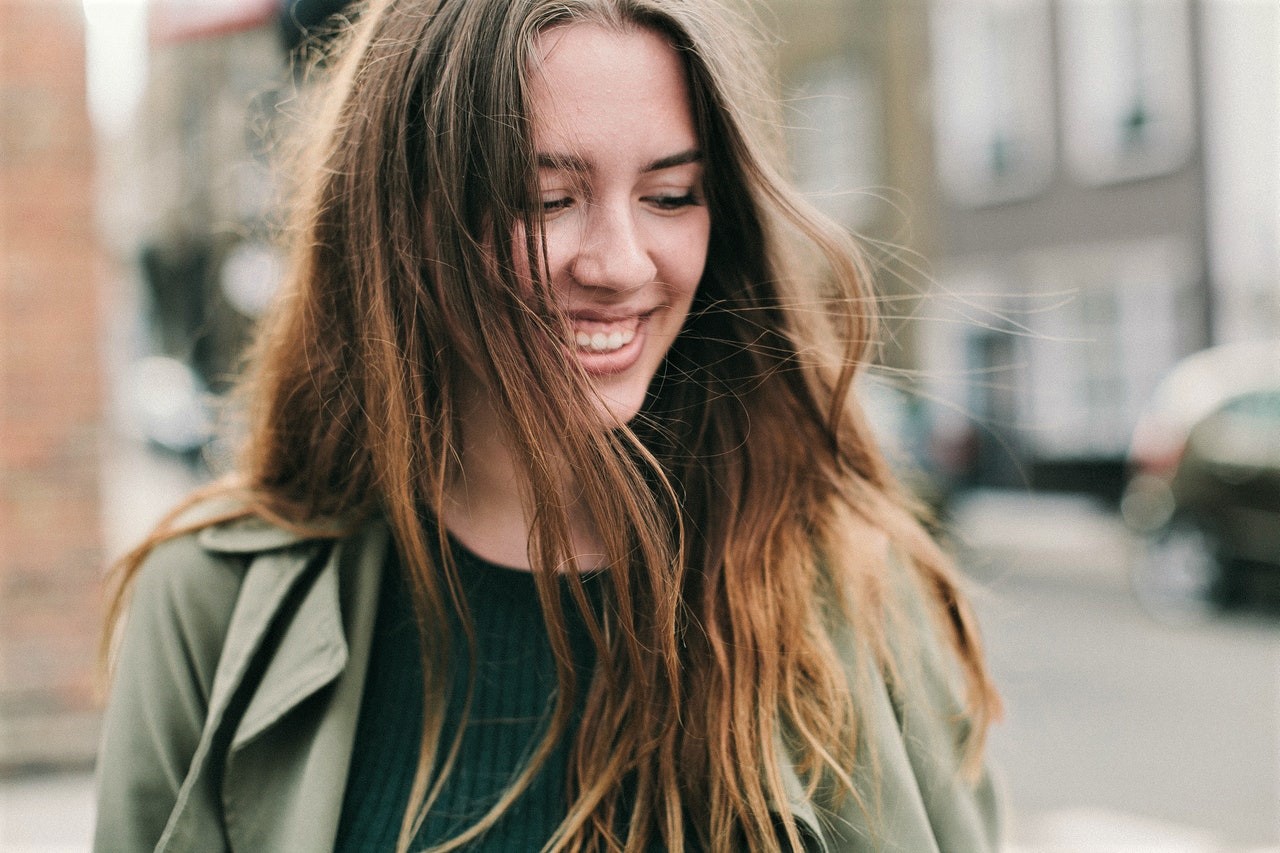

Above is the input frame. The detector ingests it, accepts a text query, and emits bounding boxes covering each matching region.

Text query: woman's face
[527,22,711,425]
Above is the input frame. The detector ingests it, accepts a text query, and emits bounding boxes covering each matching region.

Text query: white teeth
[574,325,636,353]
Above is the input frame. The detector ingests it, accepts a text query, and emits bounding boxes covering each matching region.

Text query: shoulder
[819,542,1004,848]
[128,528,246,632]
[96,501,371,851]
[120,498,352,678]
[880,548,1004,849]
[122,534,243,680]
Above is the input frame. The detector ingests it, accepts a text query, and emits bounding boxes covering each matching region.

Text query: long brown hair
[106,1,999,850]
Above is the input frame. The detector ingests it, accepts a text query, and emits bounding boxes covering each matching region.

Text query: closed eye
[644,193,702,211]
[542,196,575,213]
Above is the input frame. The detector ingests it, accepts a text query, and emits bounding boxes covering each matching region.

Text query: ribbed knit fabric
[333,537,600,852]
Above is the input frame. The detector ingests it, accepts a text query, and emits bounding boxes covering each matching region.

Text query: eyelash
[542,197,574,212]
[645,193,701,211]
[541,193,702,213]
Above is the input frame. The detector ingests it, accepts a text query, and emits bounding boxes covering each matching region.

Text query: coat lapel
[155,534,324,852]
[220,520,386,852]
[156,516,387,853]
[228,552,349,750]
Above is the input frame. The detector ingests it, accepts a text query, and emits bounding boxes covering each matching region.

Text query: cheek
[511,220,584,295]
[539,228,574,286]
[670,220,711,295]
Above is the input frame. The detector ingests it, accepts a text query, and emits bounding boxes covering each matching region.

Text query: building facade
[0,0,106,769]
[770,0,1278,499]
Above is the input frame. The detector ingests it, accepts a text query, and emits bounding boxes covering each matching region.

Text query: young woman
[94,0,1002,850]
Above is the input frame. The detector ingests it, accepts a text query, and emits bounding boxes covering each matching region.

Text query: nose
[568,202,657,293]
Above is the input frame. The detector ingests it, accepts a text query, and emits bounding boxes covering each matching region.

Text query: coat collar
[196,517,316,553]
[193,498,354,554]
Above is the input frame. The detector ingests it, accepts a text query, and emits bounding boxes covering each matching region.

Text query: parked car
[1121,340,1280,611]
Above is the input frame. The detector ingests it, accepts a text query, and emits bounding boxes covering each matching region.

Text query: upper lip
[566,306,657,323]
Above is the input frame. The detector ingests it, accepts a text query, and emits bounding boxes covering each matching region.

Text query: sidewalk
[0,771,95,853]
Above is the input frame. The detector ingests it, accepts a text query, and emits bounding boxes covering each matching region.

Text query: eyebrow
[536,148,703,174]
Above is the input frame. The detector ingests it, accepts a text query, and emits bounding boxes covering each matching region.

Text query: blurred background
[2,0,1278,850]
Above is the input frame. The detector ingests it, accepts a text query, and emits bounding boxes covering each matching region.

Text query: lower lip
[572,316,650,377]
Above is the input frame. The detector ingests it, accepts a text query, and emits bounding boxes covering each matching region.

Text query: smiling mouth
[571,313,647,354]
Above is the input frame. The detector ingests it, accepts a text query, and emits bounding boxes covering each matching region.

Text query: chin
[594,397,645,427]
[590,382,650,427]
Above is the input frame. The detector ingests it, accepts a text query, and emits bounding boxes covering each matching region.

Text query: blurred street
[3,2,1277,851]
[4,479,1280,852]
[953,491,1280,852]
[0,772,95,853]
[1,436,202,853]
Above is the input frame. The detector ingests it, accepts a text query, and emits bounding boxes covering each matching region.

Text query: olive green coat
[94,511,1001,852]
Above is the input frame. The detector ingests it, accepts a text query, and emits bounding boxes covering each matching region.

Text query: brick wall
[0,0,106,769]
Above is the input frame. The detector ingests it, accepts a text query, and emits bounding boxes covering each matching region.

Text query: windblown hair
[107,0,999,850]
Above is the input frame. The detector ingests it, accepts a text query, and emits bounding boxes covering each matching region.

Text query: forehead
[526,22,698,157]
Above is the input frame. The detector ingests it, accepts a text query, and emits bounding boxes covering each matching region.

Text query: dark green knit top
[333,538,600,852]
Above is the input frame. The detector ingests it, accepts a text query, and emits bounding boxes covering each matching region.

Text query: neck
[441,385,605,572]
